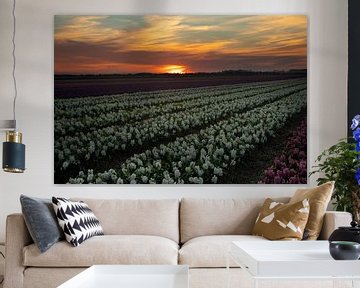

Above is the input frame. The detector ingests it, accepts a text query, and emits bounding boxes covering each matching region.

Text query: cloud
[54,15,307,73]
[55,40,305,74]
[55,16,124,44]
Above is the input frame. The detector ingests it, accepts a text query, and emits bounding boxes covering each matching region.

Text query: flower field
[54,78,307,184]
[259,119,307,184]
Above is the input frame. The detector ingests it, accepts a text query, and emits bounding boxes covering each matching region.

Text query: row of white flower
[55,82,258,119]
[68,89,307,184]
[55,82,306,171]
[55,79,294,117]
[55,79,303,136]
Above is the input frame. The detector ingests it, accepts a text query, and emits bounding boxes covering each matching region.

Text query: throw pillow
[20,195,64,253]
[289,181,334,240]
[252,198,310,240]
[52,197,104,247]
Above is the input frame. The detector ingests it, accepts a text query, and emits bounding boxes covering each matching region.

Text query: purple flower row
[259,119,307,184]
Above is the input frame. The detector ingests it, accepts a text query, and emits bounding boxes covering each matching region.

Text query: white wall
[0,0,348,242]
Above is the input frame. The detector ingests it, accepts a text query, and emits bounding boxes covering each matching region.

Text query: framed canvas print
[54,15,307,184]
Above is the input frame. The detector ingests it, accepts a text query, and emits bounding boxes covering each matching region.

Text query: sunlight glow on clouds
[54,15,307,74]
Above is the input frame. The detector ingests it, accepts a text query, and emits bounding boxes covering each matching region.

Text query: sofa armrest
[318,211,352,240]
[4,214,32,288]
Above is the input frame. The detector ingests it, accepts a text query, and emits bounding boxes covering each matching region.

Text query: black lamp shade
[3,141,25,173]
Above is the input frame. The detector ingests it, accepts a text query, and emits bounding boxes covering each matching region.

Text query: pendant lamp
[1,0,26,173]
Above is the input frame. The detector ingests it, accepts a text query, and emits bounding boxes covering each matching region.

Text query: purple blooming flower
[259,119,307,184]
[351,115,360,130]
[353,128,360,142]
[356,142,360,152]
[274,175,282,184]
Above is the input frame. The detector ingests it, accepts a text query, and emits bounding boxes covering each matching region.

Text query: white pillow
[52,197,103,246]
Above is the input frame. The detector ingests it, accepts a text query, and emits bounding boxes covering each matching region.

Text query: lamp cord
[11,0,18,128]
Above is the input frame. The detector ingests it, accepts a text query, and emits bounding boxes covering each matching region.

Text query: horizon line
[54,69,307,76]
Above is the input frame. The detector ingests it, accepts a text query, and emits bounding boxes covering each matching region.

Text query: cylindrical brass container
[6,131,22,143]
[3,131,25,173]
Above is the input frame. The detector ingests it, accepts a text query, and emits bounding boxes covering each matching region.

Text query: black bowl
[329,241,360,260]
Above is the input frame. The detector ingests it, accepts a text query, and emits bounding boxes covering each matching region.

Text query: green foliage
[310,139,360,212]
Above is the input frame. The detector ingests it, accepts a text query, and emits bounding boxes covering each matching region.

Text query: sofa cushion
[180,198,289,243]
[23,235,178,267]
[290,181,334,240]
[252,198,310,240]
[72,198,179,243]
[20,195,64,253]
[52,197,104,247]
[179,235,267,268]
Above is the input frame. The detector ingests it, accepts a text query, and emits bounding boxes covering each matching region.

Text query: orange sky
[54,15,307,74]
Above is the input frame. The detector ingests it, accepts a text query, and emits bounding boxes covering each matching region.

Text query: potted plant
[310,115,360,222]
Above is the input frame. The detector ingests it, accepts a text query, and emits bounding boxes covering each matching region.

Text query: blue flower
[351,115,360,186]
[356,167,360,186]
[353,128,360,142]
[352,115,360,130]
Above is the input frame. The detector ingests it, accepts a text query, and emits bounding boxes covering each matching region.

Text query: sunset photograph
[54,15,307,184]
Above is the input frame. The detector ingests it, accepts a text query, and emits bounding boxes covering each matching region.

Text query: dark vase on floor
[329,221,360,244]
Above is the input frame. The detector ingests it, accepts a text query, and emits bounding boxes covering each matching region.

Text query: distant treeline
[55,69,307,80]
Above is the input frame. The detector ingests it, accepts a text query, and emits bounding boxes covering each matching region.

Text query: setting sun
[163,65,187,74]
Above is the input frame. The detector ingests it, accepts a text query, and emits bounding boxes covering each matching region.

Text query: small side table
[227,240,360,288]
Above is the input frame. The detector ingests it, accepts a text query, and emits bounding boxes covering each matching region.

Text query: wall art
[54,15,307,184]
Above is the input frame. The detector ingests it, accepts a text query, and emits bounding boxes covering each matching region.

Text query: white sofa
[4,198,352,288]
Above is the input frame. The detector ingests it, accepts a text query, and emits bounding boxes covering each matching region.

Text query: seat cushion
[23,235,179,267]
[179,235,267,268]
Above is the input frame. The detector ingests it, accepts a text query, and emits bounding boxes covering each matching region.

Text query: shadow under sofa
[4,198,352,288]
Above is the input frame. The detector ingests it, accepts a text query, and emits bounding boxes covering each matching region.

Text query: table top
[231,240,360,278]
[58,265,189,288]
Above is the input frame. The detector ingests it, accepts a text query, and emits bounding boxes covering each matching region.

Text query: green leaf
[310,139,360,214]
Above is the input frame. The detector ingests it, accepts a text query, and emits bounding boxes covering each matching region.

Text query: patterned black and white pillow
[52,197,104,247]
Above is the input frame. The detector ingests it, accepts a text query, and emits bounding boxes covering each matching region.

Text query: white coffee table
[58,265,189,288]
[228,241,360,288]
